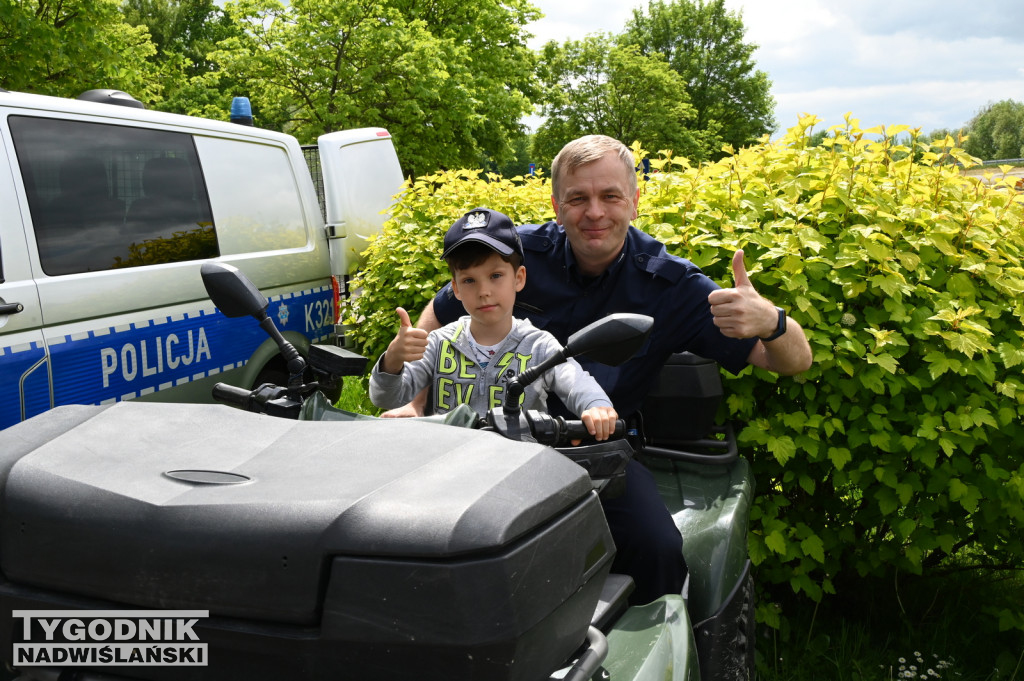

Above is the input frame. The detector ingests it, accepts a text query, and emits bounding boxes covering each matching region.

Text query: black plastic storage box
[0,402,614,681]
[640,351,724,444]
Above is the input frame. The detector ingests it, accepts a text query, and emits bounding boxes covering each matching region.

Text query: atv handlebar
[525,411,627,447]
[212,381,301,419]
[212,382,253,410]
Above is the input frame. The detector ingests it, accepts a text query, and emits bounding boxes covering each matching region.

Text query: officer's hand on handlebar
[381,307,429,374]
[580,406,619,442]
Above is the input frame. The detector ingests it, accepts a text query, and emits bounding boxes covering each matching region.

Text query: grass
[337,375,380,415]
[756,569,1024,681]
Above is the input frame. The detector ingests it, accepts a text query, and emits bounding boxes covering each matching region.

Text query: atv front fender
[602,595,699,681]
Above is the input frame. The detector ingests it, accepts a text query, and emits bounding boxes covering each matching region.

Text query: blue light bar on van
[230,97,253,126]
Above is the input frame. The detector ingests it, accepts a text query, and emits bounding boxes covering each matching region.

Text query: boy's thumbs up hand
[707,250,780,339]
[396,306,414,329]
[382,307,429,374]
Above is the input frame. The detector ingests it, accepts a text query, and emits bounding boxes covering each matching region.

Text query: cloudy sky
[524,0,1024,138]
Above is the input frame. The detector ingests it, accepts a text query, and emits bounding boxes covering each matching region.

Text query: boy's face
[450,252,525,330]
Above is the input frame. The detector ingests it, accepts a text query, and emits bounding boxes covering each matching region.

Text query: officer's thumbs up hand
[707,250,779,340]
[731,249,754,289]
[382,307,429,374]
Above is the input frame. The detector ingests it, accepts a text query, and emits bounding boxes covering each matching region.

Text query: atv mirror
[201,262,268,318]
[501,313,653,420]
[564,313,653,366]
[201,261,306,391]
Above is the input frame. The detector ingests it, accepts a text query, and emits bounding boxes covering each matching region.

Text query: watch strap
[760,306,787,342]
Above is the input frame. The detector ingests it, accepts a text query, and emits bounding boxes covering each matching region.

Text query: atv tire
[694,564,756,681]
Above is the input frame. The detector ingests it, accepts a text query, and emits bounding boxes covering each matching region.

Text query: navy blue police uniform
[433,221,756,604]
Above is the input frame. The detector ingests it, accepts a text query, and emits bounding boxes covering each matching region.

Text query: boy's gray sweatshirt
[370,316,612,417]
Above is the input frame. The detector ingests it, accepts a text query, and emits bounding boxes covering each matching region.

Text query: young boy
[369,208,618,440]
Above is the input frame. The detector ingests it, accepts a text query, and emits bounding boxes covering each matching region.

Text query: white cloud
[775,78,1024,132]
[526,0,1024,135]
[525,0,646,48]
[726,0,841,54]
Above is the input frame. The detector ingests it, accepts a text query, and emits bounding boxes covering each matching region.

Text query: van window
[196,136,307,254]
[9,116,218,276]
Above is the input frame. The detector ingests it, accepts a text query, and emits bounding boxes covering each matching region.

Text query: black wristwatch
[759,306,787,342]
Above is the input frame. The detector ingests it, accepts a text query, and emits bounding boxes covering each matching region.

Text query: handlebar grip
[212,382,253,410]
[561,419,626,443]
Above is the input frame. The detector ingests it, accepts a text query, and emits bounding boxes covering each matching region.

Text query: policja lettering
[100,327,212,388]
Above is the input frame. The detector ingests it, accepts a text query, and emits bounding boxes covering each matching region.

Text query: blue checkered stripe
[0,285,334,419]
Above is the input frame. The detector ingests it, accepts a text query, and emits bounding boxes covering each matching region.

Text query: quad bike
[0,263,755,681]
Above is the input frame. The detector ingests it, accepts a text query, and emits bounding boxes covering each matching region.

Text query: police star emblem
[465,212,488,230]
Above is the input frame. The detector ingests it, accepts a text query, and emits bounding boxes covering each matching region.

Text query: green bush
[344,169,553,363]
[346,118,1024,629]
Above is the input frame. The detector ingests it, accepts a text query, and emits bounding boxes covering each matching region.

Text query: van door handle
[0,302,24,315]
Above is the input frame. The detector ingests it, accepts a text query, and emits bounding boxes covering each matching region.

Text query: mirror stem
[503,349,566,419]
[258,315,307,390]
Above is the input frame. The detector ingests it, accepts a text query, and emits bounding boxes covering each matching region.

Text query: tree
[213,0,539,177]
[120,0,241,81]
[120,0,244,118]
[481,132,534,179]
[963,100,1024,161]
[532,35,716,168]
[619,0,775,154]
[0,0,159,100]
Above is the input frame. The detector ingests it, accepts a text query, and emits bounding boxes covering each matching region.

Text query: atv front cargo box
[0,402,614,681]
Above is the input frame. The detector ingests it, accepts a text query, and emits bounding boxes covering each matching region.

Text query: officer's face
[552,154,640,278]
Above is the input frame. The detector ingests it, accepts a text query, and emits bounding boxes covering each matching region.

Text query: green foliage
[640,115,1024,624]
[121,0,227,71]
[0,0,160,100]
[619,0,775,155]
[344,170,553,364]
[119,0,244,117]
[348,115,1024,631]
[481,132,534,180]
[963,99,1024,161]
[758,569,1024,681]
[533,34,717,169]
[213,0,539,176]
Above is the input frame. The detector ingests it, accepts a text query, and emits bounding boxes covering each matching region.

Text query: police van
[0,88,404,430]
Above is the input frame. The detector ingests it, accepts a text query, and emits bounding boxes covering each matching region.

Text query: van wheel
[253,365,288,391]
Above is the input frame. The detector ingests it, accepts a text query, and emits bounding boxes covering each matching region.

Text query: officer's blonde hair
[551,135,637,200]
